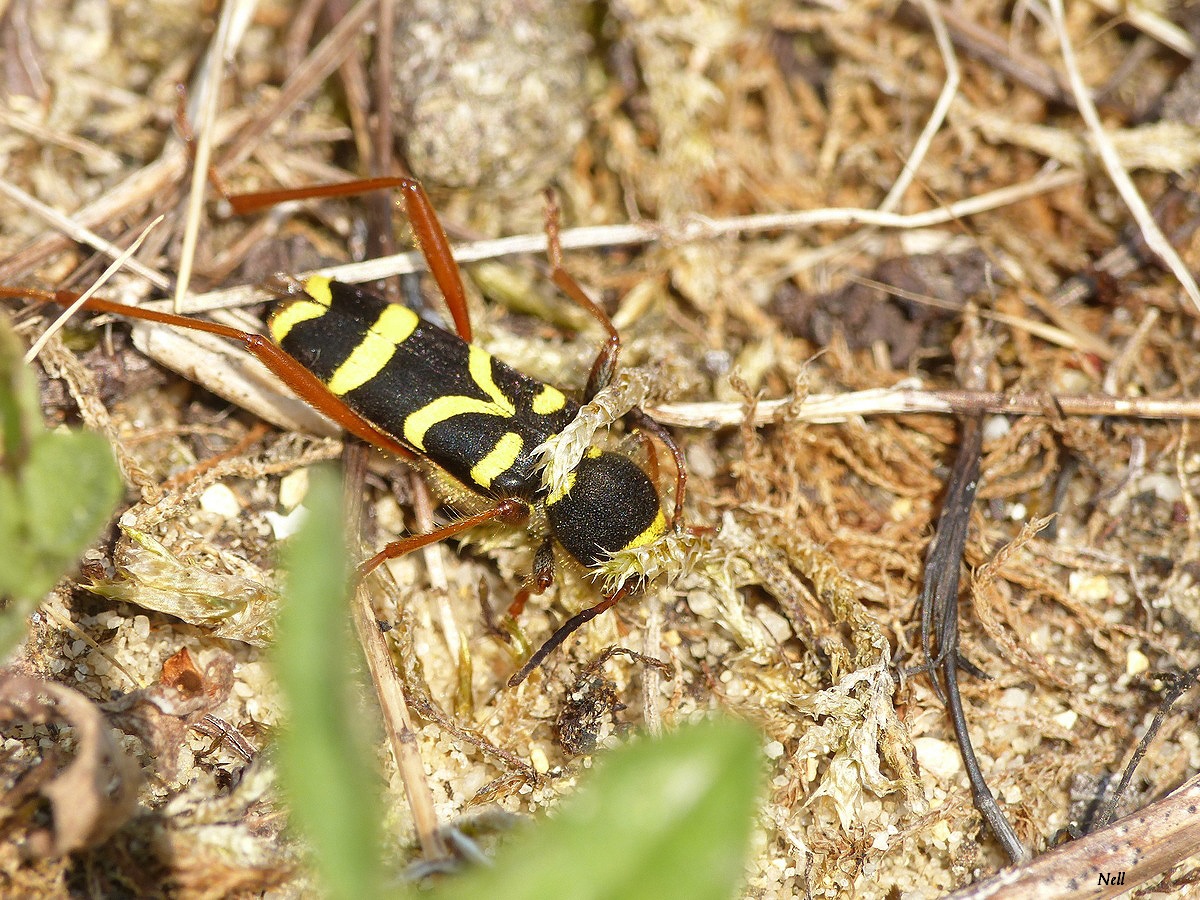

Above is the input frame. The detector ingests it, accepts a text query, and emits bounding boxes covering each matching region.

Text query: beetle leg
[228,176,473,342]
[357,496,529,578]
[507,584,632,687]
[542,189,621,401]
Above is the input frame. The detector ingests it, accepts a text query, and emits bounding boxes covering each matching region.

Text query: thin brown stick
[215,0,379,172]
[343,445,448,862]
[367,0,397,297]
[946,771,1200,900]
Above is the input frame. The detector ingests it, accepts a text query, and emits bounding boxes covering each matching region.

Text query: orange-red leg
[227,176,473,343]
[356,497,529,578]
[542,189,621,401]
[542,192,691,528]
[542,192,688,527]
[628,408,687,528]
[1,286,417,463]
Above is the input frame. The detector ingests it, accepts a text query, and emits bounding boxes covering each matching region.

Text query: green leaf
[272,465,385,900]
[0,316,123,657]
[434,718,762,900]
[0,308,38,469]
[20,429,125,595]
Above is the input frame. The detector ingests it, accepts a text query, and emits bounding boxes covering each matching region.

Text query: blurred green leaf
[434,718,762,900]
[0,309,37,468]
[20,429,124,592]
[0,317,122,656]
[273,465,385,900]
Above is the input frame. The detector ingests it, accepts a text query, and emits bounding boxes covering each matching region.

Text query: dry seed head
[534,369,656,497]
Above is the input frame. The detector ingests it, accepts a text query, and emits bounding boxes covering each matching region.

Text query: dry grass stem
[1049,0,1200,312]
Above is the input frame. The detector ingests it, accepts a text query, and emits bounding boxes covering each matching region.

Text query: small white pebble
[530,745,550,774]
[1126,646,1150,677]
[374,495,406,535]
[999,687,1030,709]
[1138,473,1182,503]
[1069,572,1110,602]
[752,605,792,643]
[871,826,896,851]
[1056,370,1091,394]
[1053,710,1078,731]
[200,483,241,519]
[914,737,963,780]
[132,615,151,639]
[279,468,310,510]
[266,506,309,541]
[982,415,1011,442]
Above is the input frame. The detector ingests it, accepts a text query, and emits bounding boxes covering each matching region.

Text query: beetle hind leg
[507,584,632,687]
[357,496,529,579]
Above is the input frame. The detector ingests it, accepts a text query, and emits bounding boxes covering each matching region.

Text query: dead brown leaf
[103,647,236,780]
[0,673,139,857]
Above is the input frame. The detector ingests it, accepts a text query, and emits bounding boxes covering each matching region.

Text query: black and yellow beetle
[4,176,685,685]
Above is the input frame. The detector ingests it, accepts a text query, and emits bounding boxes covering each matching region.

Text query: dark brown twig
[1092,664,1200,831]
[912,310,1028,864]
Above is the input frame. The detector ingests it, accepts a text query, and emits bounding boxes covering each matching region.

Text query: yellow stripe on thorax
[470,432,524,488]
[326,304,419,395]
[270,301,325,342]
[304,276,334,306]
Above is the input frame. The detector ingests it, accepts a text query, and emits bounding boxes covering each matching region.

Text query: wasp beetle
[4,176,686,685]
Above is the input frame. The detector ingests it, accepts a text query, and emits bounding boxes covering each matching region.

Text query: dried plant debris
[771,249,991,369]
[8,0,1200,896]
[103,647,237,781]
[85,526,280,647]
[0,674,139,858]
[555,646,672,756]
